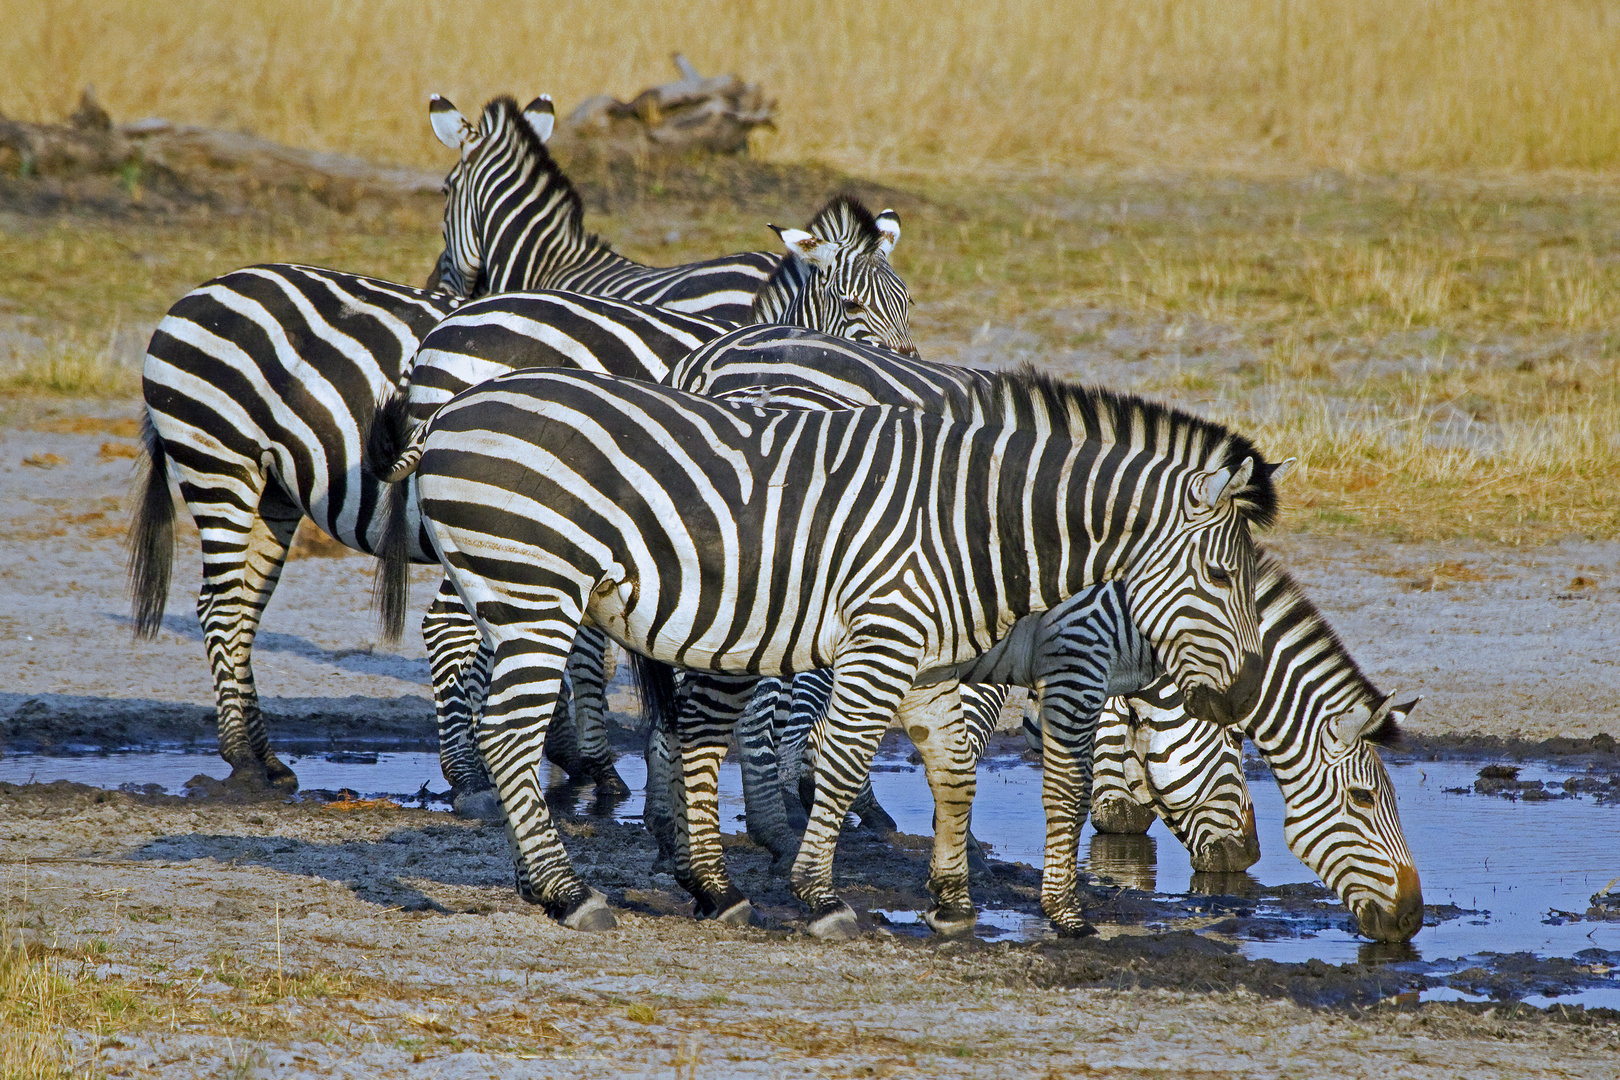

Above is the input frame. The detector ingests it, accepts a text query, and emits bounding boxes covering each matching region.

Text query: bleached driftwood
[558,53,776,160]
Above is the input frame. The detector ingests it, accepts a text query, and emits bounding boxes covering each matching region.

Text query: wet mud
[5,774,1615,1025]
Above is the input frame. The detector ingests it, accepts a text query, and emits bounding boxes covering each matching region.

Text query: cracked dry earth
[5,789,1620,1080]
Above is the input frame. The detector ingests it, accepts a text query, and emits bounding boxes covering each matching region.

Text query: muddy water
[4,745,1617,1008]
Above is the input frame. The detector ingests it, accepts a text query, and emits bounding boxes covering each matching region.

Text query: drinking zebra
[663,328,1423,939]
[381,194,917,813]
[373,366,1279,935]
[126,91,867,790]
[1080,681,1260,874]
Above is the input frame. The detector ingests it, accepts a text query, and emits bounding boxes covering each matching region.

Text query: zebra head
[767,195,918,355]
[1236,557,1424,941]
[1102,686,1260,873]
[426,93,559,298]
[1122,446,1289,730]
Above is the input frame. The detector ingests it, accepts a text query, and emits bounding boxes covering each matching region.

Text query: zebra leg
[898,681,977,936]
[192,480,301,790]
[566,628,630,796]
[476,610,615,931]
[673,673,759,924]
[643,705,681,876]
[735,676,799,863]
[422,578,502,820]
[786,670,895,834]
[789,651,916,940]
[1035,682,1105,938]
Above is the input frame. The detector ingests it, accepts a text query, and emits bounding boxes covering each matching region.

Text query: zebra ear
[1265,457,1297,484]
[1366,691,1420,747]
[1328,703,1375,750]
[771,225,838,271]
[429,94,475,150]
[522,95,555,144]
[1195,456,1256,511]
[874,209,901,260]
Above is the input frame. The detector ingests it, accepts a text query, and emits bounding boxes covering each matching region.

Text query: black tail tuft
[127,413,175,639]
[367,393,415,644]
[364,392,414,483]
[629,653,680,736]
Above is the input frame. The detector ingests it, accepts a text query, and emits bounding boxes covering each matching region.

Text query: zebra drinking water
[373,366,1279,936]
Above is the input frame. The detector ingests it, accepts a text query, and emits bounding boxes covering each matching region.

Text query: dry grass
[1,1,1619,175]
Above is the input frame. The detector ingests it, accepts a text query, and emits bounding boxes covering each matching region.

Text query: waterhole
[4,744,1615,1008]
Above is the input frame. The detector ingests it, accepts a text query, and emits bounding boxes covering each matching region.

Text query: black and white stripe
[375,366,1278,935]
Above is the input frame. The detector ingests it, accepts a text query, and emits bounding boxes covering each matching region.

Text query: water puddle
[4,744,1616,1008]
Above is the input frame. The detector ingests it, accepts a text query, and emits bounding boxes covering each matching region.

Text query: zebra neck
[476,181,640,294]
[749,260,810,324]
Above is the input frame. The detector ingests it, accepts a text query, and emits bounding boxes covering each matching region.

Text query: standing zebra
[381,194,917,814]
[128,90,886,790]
[374,366,1279,935]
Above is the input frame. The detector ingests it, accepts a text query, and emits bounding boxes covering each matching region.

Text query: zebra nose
[1191,829,1261,873]
[1356,864,1424,942]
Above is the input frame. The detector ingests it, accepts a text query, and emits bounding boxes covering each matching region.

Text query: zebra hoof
[593,766,632,798]
[562,890,618,932]
[452,788,505,821]
[264,756,300,792]
[807,903,861,941]
[715,899,760,928]
[921,906,977,937]
[1054,917,1099,939]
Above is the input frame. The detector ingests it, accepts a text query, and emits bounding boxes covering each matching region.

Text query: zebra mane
[475,95,611,260]
[749,194,886,319]
[956,364,1281,528]
[1253,553,1402,744]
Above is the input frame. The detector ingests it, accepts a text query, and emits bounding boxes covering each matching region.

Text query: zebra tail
[127,413,175,639]
[629,653,680,736]
[366,393,421,645]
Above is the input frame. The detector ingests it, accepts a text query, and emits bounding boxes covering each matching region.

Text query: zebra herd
[128,92,1424,944]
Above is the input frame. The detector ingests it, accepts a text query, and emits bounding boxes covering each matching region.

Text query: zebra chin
[1180,653,1264,727]
[1352,864,1425,942]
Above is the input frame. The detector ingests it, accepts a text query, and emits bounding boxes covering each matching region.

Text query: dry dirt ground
[3,384,1620,1076]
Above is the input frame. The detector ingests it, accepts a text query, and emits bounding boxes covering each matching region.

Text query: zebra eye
[843,298,865,316]
[1348,787,1376,809]
[1207,564,1232,587]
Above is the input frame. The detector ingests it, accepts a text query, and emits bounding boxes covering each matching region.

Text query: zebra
[1080,680,1260,873]
[373,365,1280,936]
[382,194,918,814]
[661,329,1427,938]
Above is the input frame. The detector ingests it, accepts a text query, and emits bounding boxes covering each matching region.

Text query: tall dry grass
[2,1,1618,176]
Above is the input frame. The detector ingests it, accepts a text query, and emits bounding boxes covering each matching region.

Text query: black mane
[954,363,1281,529]
[475,95,609,259]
